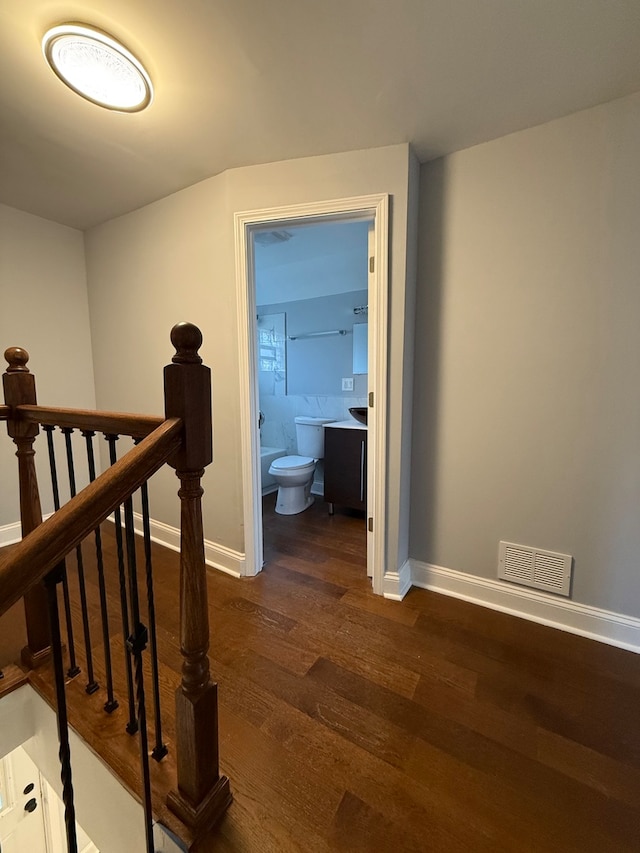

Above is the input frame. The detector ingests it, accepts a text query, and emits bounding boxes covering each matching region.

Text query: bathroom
[254,218,369,521]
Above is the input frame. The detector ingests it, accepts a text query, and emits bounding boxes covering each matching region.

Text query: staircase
[0,324,231,852]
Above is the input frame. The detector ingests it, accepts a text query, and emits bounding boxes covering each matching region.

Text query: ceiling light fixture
[42,23,153,112]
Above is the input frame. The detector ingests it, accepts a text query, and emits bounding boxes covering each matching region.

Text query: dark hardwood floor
[24,494,640,851]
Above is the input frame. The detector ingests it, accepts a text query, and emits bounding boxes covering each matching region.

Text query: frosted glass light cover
[43,24,153,111]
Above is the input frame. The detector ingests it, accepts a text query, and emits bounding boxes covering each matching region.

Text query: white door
[366,219,375,578]
[0,746,48,852]
[40,772,99,853]
[0,746,99,853]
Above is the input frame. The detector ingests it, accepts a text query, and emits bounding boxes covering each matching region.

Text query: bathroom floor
[261,493,367,581]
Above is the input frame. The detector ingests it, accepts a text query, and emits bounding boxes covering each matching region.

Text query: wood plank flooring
[19,494,640,851]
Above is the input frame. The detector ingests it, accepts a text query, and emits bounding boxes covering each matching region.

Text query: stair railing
[0,322,231,851]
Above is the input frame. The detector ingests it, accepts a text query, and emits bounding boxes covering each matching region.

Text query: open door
[366,219,375,578]
[235,194,389,592]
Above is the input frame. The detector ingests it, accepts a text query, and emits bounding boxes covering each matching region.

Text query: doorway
[234,194,389,593]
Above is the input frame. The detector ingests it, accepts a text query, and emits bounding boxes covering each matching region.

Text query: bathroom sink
[349,406,367,425]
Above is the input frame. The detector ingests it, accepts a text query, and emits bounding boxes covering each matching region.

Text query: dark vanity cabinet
[324,426,367,513]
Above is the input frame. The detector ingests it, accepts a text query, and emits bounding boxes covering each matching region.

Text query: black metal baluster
[61,428,98,694]
[106,434,138,735]
[123,496,154,853]
[45,564,78,853]
[134,438,168,761]
[43,425,80,678]
[83,430,118,714]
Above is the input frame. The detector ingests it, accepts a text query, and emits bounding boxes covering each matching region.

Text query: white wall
[0,204,96,528]
[85,144,415,575]
[411,91,640,617]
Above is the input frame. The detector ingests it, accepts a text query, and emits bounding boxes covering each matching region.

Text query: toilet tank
[295,416,335,458]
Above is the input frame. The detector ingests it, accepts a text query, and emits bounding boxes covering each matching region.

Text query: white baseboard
[410,559,640,654]
[129,512,244,578]
[2,513,245,579]
[0,514,54,547]
[0,521,21,547]
[382,559,413,601]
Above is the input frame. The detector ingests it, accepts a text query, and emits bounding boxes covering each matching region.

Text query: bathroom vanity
[323,420,367,514]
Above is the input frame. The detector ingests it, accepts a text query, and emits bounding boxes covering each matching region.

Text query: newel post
[3,347,50,668]
[164,323,232,831]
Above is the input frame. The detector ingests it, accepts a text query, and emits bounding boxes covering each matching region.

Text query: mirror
[353,323,368,374]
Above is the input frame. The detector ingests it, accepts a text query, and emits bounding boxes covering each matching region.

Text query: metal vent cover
[498,541,572,596]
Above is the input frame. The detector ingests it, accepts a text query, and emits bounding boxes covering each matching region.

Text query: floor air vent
[498,541,572,596]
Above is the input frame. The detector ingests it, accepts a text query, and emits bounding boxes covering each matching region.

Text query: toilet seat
[267,416,333,515]
[269,455,314,472]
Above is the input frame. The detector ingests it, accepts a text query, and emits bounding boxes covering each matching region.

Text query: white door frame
[234,194,389,594]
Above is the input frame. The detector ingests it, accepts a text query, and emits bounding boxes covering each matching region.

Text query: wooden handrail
[15,404,164,437]
[3,323,231,837]
[0,416,183,617]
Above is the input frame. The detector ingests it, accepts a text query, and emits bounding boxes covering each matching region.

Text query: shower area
[256,311,287,495]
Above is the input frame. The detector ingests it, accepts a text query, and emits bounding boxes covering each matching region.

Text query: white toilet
[268,416,335,515]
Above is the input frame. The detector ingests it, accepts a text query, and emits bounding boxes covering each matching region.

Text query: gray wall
[0,204,96,665]
[0,204,96,527]
[85,144,414,575]
[411,91,640,617]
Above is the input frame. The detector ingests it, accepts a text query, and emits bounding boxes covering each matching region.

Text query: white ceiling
[2,0,640,230]
[255,220,369,305]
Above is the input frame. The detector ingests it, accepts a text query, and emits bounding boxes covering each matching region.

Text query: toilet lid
[270,455,314,472]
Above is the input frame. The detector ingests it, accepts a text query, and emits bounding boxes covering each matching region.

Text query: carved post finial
[171,323,203,365]
[4,347,30,373]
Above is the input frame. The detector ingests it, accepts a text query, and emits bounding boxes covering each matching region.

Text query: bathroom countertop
[324,419,367,430]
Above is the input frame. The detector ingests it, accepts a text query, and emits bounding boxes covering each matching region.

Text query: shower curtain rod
[287,329,351,341]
